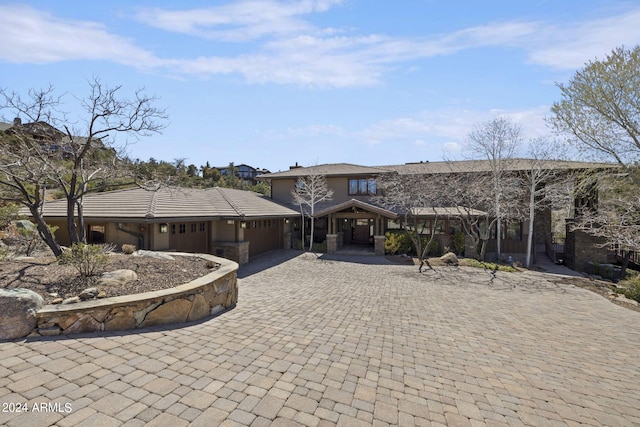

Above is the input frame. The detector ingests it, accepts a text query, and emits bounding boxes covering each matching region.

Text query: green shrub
[384,231,440,257]
[59,243,114,277]
[311,241,327,253]
[452,231,466,255]
[463,258,518,272]
[619,276,640,303]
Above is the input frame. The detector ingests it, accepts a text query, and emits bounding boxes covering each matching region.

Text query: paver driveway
[1,250,639,426]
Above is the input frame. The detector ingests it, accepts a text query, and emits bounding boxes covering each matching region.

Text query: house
[36,186,298,264]
[259,160,615,267]
[217,163,271,186]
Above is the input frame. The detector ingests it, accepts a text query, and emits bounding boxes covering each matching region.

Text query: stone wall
[211,241,250,265]
[564,221,608,272]
[33,254,238,337]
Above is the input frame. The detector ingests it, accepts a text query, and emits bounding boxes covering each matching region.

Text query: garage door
[169,222,208,253]
[243,219,282,257]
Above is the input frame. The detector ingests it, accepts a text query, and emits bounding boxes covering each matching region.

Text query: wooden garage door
[169,222,208,253]
[244,219,282,257]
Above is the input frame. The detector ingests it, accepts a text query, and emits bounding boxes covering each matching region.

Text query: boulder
[62,296,81,304]
[439,252,459,266]
[99,269,138,287]
[0,288,45,340]
[133,250,174,260]
[14,220,37,232]
[78,287,99,301]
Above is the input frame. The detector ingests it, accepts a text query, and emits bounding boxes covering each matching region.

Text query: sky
[1,1,640,173]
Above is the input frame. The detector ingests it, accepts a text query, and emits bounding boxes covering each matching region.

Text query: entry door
[354,219,372,244]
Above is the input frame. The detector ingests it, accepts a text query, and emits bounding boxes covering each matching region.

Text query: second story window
[348,178,377,195]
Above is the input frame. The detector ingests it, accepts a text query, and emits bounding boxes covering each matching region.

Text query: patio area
[1,250,639,426]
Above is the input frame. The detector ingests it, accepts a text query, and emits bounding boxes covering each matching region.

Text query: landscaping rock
[63,314,102,334]
[51,298,64,305]
[62,296,81,304]
[440,252,459,266]
[141,298,191,327]
[133,250,175,260]
[15,220,37,232]
[0,288,45,340]
[78,287,99,301]
[99,269,138,287]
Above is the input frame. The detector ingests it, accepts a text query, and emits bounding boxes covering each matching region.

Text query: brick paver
[1,250,640,426]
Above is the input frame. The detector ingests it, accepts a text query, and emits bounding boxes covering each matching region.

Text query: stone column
[374,235,386,256]
[326,234,338,254]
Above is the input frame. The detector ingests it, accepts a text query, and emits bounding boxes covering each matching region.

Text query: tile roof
[38,187,299,221]
[258,163,391,179]
[259,159,618,179]
[381,159,618,174]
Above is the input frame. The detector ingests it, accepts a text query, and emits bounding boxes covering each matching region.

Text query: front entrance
[340,218,374,245]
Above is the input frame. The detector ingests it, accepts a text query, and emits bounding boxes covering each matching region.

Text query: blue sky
[1,1,640,172]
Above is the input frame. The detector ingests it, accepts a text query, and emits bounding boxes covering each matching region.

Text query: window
[171,224,176,234]
[179,224,186,234]
[505,222,522,240]
[348,178,377,195]
[191,223,197,232]
[199,223,205,232]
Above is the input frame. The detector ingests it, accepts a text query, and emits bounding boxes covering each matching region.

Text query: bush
[59,243,115,277]
[452,231,466,255]
[619,276,640,303]
[121,244,137,254]
[384,231,440,257]
[463,258,519,272]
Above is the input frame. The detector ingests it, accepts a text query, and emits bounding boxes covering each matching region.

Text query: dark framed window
[171,224,176,234]
[348,178,377,195]
[199,223,205,232]
[505,222,522,240]
[179,224,186,234]
[191,223,197,232]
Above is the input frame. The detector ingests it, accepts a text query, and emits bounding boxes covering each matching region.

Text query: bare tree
[0,130,63,255]
[1,78,167,247]
[550,45,640,266]
[375,172,449,271]
[291,172,333,251]
[570,170,640,276]
[516,139,573,267]
[465,117,522,260]
[549,45,640,175]
[444,171,497,261]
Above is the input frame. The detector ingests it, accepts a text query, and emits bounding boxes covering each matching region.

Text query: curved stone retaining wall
[33,253,238,337]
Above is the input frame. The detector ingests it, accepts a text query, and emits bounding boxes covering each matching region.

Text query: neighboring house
[35,186,298,264]
[217,163,271,186]
[259,160,614,267]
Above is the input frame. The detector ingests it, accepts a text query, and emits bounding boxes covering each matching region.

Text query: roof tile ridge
[146,188,159,219]
[214,187,246,217]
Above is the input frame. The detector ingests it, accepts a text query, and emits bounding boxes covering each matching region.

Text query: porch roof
[411,206,487,217]
[314,199,398,219]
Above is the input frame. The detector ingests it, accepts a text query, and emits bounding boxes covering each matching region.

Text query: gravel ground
[0,252,216,303]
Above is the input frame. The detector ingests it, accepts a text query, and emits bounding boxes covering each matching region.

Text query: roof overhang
[314,199,398,219]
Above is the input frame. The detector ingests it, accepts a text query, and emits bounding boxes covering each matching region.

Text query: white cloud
[134,0,344,42]
[526,9,640,69]
[3,2,640,87]
[0,4,163,68]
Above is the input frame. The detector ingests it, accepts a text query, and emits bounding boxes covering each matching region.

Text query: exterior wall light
[159,223,168,233]
[240,221,247,229]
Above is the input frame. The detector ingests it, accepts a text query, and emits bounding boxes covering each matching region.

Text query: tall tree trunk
[525,182,536,268]
[29,205,62,257]
[66,198,79,245]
